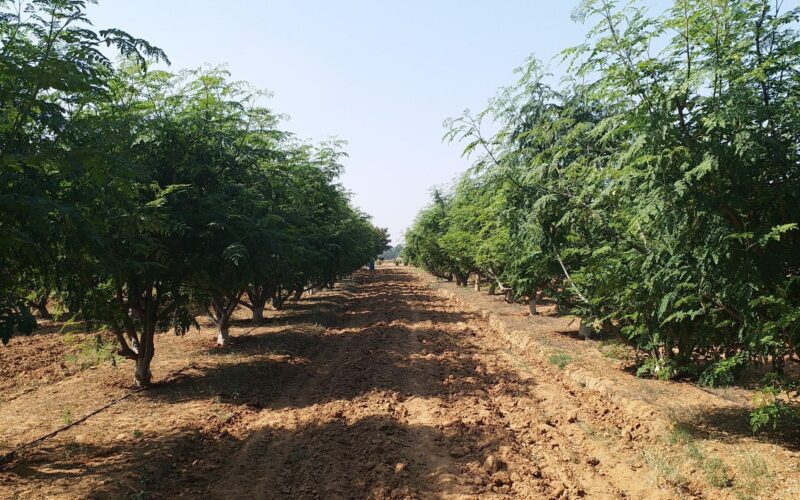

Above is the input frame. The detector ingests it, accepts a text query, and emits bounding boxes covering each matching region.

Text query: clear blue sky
[87,0,666,245]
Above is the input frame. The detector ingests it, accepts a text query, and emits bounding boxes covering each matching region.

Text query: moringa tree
[0,0,166,344]
[409,0,800,389]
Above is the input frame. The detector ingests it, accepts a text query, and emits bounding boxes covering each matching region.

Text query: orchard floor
[0,267,798,499]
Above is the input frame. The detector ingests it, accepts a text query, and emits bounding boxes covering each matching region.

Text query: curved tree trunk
[27,290,52,319]
[209,290,243,346]
[34,301,51,319]
[245,285,270,323]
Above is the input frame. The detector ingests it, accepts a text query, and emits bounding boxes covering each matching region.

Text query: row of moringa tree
[0,0,389,387]
[405,0,800,390]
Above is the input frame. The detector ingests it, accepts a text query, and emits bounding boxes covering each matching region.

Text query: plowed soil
[0,267,798,499]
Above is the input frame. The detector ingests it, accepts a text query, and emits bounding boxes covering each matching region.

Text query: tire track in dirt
[204,268,667,499]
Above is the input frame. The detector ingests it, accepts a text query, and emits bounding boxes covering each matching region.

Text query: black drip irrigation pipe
[0,364,196,469]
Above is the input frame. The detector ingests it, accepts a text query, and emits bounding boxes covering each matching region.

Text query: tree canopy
[0,0,387,386]
[406,0,800,396]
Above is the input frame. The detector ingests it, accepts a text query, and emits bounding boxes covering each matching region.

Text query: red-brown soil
[0,267,797,499]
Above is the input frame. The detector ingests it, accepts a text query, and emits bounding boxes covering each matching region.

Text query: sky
[86,0,667,245]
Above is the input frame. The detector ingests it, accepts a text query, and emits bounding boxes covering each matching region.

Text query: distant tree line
[379,244,404,261]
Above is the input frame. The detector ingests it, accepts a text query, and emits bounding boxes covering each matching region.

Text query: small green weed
[703,457,731,488]
[643,449,688,488]
[735,452,772,499]
[685,442,704,461]
[548,352,572,369]
[61,407,74,425]
[667,423,694,446]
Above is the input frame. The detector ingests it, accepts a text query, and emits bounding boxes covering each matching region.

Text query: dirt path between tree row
[1,267,798,499]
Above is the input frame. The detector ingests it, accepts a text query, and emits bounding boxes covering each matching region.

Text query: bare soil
[0,267,798,499]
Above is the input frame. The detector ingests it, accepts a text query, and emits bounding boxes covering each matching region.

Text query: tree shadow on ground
[421,269,800,453]
[143,316,529,412]
[137,268,531,412]
[339,306,472,328]
[675,406,800,452]
[2,415,518,499]
[198,415,518,498]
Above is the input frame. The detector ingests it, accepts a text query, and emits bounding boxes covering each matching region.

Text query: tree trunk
[474,275,481,292]
[129,331,141,353]
[34,299,51,319]
[272,286,284,310]
[252,304,265,323]
[134,326,155,387]
[528,290,538,315]
[578,320,594,340]
[246,286,268,323]
[210,290,243,345]
[488,283,496,295]
[134,355,152,387]
[27,290,52,319]
[293,288,303,301]
[217,324,230,347]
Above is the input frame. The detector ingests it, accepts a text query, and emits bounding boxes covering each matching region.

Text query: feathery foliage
[406,0,800,428]
[0,0,387,386]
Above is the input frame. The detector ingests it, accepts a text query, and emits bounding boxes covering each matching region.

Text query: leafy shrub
[636,357,681,381]
[750,374,799,432]
[65,334,120,370]
[698,353,748,388]
[406,0,800,411]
